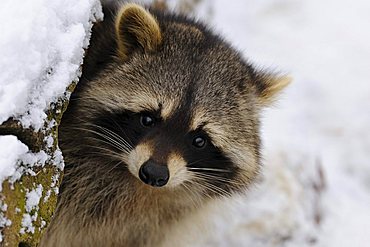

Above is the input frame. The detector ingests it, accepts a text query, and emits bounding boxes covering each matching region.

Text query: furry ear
[256,74,292,106]
[115,4,162,60]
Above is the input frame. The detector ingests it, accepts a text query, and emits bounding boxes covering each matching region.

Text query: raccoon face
[70,4,290,196]
[93,108,238,189]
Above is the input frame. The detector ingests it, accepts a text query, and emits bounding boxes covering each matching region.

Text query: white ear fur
[259,75,292,105]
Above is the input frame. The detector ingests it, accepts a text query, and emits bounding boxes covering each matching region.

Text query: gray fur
[40,3,288,247]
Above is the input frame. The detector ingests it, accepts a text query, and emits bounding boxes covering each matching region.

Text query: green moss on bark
[1,165,61,247]
[0,83,73,247]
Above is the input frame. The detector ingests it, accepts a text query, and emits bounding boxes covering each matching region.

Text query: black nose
[139,160,169,187]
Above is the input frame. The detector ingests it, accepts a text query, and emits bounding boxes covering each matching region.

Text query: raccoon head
[64,4,290,198]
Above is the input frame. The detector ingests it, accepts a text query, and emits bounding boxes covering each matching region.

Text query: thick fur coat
[40,2,289,247]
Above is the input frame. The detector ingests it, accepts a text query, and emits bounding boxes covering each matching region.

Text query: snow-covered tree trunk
[0,1,102,245]
[0,1,194,245]
[0,104,67,246]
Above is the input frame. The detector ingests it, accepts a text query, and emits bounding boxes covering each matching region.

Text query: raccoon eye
[140,114,155,127]
[192,136,206,148]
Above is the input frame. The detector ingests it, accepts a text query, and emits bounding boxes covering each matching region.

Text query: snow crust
[0,0,103,130]
[0,136,29,189]
[25,185,43,213]
[21,184,43,234]
[0,0,102,242]
[0,135,57,239]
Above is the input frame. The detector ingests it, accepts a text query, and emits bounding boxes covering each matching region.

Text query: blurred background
[151,0,370,246]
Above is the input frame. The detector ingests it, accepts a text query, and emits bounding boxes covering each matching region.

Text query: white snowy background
[176,0,370,246]
[1,0,369,246]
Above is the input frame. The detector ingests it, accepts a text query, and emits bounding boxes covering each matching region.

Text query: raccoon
[40,2,289,247]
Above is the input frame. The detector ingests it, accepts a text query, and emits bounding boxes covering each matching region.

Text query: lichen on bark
[0,86,74,247]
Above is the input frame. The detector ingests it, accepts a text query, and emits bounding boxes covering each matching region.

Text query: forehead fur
[84,12,257,112]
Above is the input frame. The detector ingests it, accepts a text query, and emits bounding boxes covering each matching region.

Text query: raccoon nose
[139,160,169,187]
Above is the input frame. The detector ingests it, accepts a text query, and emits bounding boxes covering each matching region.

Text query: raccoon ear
[115,3,162,60]
[256,74,292,106]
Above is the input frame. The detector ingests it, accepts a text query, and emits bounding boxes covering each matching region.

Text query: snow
[0,0,103,130]
[21,185,43,234]
[20,213,36,234]
[0,0,102,242]
[0,135,55,239]
[0,216,11,242]
[25,185,43,213]
[1,149,49,186]
[0,136,29,189]
[181,0,370,246]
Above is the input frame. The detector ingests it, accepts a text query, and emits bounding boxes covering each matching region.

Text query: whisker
[85,123,134,150]
[187,178,223,198]
[180,183,201,208]
[85,136,130,154]
[192,174,232,197]
[81,144,126,161]
[102,160,125,179]
[186,158,209,167]
[107,116,135,147]
[88,127,132,151]
[187,167,232,173]
[85,136,126,153]
[85,151,125,161]
[191,172,244,186]
[184,180,214,200]
[72,127,131,152]
[94,125,133,150]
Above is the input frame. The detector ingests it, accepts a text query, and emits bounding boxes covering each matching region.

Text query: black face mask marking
[92,110,161,153]
[92,108,239,193]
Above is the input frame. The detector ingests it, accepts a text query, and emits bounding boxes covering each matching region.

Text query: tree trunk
[0,83,76,247]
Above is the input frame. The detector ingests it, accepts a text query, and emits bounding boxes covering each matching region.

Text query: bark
[0,83,76,247]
